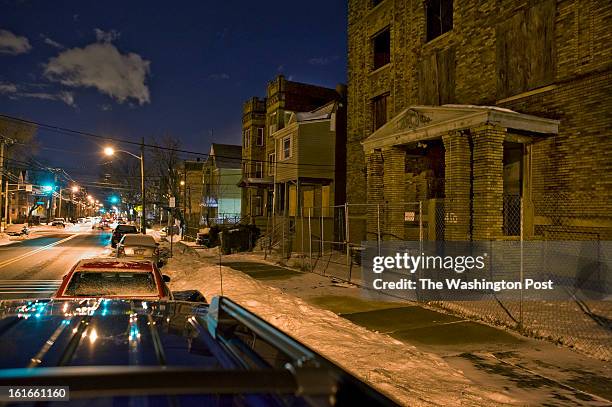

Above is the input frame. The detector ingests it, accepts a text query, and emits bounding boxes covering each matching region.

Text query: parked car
[111,224,139,247]
[117,234,164,266]
[160,225,180,237]
[0,296,398,406]
[54,258,171,300]
[51,217,66,227]
[5,224,29,237]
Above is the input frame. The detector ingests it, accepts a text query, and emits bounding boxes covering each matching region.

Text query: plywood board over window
[418,47,455,105]
[496,0,555,99]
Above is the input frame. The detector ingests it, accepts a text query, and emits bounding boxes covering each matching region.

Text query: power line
[0,114,336,168]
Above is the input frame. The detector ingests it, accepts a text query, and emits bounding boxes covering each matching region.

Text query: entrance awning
[362,105,559,153]
[237,177,273,188]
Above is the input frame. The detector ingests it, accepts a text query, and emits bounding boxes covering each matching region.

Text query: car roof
[121,234,157,246]
[75,258,155,272]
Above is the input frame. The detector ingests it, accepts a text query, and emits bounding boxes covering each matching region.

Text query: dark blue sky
[0,0,347,182]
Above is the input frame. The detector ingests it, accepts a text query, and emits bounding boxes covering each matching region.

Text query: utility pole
[183,168,187,235]
[0,136,16,232]
[140,137,146,234]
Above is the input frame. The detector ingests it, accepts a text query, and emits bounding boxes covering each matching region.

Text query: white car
[116,234,161,265]
[51,218,66,227]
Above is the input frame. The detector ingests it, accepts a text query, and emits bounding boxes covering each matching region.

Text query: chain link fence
[259,194,611,360]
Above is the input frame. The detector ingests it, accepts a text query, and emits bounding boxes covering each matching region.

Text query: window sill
[423,30,453,48]
[369,63,391,76]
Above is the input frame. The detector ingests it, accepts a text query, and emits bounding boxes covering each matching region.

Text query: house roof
[362,104,560,153]
[210,143,242,169]
[292,101,337,123]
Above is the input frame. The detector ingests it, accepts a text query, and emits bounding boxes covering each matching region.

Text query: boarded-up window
[321,185,331,217]
[303,188,314,211]
[288,184,297,216]
[418,47,455,105]
[372,28,391,70]
[496,0,555,98]
[372,93,388,130]
[426,0,453,42]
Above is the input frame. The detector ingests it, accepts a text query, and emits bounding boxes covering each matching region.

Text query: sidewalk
[175,243,612,406]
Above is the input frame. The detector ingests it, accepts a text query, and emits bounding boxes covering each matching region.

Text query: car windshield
[116,225,138,233]
[63,271,158,297]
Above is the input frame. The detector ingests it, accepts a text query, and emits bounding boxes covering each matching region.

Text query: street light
[71,186,79,193]
[104,141,146,234]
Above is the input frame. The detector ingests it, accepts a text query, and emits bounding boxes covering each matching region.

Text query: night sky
[0,0,347,183]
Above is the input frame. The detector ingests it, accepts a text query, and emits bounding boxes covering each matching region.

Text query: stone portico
[362,105,559,241]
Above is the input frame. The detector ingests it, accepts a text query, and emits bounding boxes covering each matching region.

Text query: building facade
[202,143,243,225]
[347,0,612,241]
[239,75,345,233]
[178,159,204,229]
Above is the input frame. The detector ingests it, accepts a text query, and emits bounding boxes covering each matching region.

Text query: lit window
[282,136,292,160]
[426,0,453,42]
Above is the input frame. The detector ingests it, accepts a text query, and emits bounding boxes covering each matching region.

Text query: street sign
[169,197,175,208]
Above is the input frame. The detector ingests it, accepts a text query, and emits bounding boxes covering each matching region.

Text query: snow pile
[164,252,516,406]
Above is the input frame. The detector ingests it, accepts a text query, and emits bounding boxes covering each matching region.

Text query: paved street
[0,227,110,300]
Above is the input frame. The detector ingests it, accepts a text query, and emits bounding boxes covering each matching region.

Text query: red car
[55,258,172,300]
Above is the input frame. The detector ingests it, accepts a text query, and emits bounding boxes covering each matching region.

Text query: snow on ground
[164,250,519,406]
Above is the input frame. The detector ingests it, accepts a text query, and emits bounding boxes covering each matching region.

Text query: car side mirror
[162,275,171,282]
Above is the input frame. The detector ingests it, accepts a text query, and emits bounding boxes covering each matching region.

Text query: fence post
[345,203,350,267]
[308,208,312,271]
[519,196,524,328]
[377,204,381,256]
[419,201,423,252]
[301,207,305,270]
[320,211,324,257]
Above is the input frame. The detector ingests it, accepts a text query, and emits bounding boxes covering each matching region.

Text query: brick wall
[348,0,612,240]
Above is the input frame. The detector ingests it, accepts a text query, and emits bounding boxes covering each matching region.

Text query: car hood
[0,298,210,368]
[0,297,399,406]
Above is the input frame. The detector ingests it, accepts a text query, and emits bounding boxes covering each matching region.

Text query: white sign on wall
[169,197,176,208]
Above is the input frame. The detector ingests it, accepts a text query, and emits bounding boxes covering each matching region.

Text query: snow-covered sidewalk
[163,249,517,406]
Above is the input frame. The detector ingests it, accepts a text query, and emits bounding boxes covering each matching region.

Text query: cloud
[0,81,75,106]
[308,55,340,66]
[0,29,32,54]
[0,82,18,93]
[22,91,75,106]
[94,28,120,43]
[208,73,230,80]
[42,35,63,49]
[44,42,151,105]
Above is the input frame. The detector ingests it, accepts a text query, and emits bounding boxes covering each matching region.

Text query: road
[0,226,111,300]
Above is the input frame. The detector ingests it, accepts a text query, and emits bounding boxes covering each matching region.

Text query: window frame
[372,27,391,70]
[254,161,263,178]
[256,127,264,146]
[371,93,389,131]
[281,136,292,160]
[267,153,276,176]
[425,0,453,43]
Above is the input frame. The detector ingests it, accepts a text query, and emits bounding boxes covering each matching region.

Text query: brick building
[239,75,344,233]
[347,0,612,241]
[178,159,204,229]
